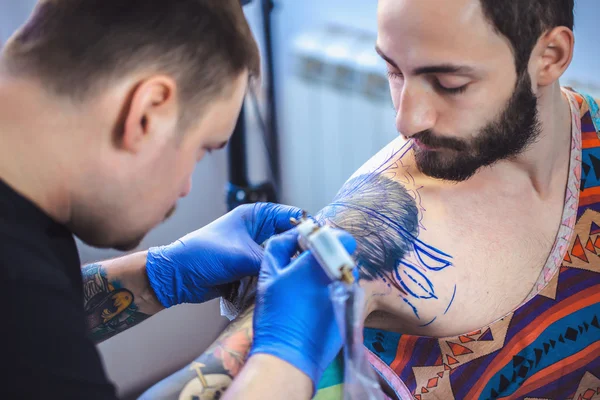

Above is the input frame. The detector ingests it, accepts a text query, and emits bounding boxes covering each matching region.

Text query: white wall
[271,0,599,90]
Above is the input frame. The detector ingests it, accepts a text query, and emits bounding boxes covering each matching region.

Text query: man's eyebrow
[375,45,476,76]
[375,45,399,69]
[413,64,475,75]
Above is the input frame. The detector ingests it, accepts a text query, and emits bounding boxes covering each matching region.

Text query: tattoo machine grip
[295,218,356,283]
[294,217,385,399]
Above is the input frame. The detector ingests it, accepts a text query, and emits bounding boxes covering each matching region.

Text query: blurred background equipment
[0,0,598,398]
[226,0,280,212]
[282,23,396,214]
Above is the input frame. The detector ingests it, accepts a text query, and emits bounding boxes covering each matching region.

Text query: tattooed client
[0,1,358,399]
[144,0,600,398]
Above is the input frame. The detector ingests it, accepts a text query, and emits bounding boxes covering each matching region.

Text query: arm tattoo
[183,305,254,399]
[82,263,150,343]
[141,305,255,400]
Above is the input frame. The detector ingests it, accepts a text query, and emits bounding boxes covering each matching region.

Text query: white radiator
[280,25,398,215]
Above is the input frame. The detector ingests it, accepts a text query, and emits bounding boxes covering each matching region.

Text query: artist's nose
[395,85,437,138]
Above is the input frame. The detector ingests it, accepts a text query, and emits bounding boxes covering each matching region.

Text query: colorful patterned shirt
[314,88,600,400]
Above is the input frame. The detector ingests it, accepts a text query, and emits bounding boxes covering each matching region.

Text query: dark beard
[112,205,176,251]
[413,72,542,182]
[113,236,145,252]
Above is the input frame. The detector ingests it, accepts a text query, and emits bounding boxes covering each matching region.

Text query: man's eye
[435,80,468,95]
[387,71,404,80]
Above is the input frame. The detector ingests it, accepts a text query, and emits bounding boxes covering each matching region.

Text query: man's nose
[180,177,192,198]
[395,87,437,138]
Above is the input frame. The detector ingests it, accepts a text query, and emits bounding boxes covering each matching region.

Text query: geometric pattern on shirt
[412,315,512,400]
[568,371,600,400]
[562,209,600,274]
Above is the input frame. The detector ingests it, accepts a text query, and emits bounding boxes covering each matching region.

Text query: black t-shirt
[0,179,118,399]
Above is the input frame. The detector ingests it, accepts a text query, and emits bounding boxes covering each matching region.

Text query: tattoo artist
[0,1,355,399]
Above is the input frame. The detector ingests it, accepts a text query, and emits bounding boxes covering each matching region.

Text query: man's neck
[465,84,573,199]
[0,75,74,223]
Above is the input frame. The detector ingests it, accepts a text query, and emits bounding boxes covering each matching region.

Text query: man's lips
[412,138,437,151]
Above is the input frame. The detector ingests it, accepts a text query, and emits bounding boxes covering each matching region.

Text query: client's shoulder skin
[320,138,456,332]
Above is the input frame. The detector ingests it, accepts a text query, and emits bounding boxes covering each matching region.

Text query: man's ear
[118,75,179,153]
[533,26,575,87]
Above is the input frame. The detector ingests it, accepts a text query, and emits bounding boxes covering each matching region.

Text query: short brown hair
[479,0,575,75]
[2,0,259,116]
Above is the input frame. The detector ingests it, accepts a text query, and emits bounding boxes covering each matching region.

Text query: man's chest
[366,187,567,338]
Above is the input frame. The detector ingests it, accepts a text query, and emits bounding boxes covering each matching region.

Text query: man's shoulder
[2,259,118,399]
[580,90,600,135]
[563,86,600,129]
[0,183,80,284]
[348,138,417,181]
[0,230,117,400]
[0,221,79,294]
[340,137,427,206]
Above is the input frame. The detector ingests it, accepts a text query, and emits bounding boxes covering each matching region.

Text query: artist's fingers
[251,203,306,244]
[286,249,332,286]
[262,229,300,271]
[263,227,356,279]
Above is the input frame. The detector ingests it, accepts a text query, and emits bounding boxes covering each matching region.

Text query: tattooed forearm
[181,305,254,400]
[82,263,150,343]
[140,305,255,400]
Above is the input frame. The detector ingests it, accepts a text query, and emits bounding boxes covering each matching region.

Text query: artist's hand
[249,229,357,391]
[145,202,303,308]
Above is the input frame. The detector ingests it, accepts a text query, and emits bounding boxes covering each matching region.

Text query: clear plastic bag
[329,281,385,400]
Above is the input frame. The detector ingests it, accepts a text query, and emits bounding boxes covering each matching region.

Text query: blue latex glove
[249,228,357,390]
[146,203,303,308]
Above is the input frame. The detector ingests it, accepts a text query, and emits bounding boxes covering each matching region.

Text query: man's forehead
[376,0,507,69]
[377,0,483,25]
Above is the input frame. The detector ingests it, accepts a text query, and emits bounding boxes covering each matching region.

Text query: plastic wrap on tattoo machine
[330,281,385,400]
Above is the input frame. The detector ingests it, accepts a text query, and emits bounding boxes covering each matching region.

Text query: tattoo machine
[292,214,385,400]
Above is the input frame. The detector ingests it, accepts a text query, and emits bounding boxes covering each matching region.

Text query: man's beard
[413,72,542,182]
[113,237,145,252]
[112,205,177,251]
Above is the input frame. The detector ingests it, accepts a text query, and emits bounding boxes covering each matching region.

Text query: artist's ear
[119,76,179,153]
[532,26,574,87]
